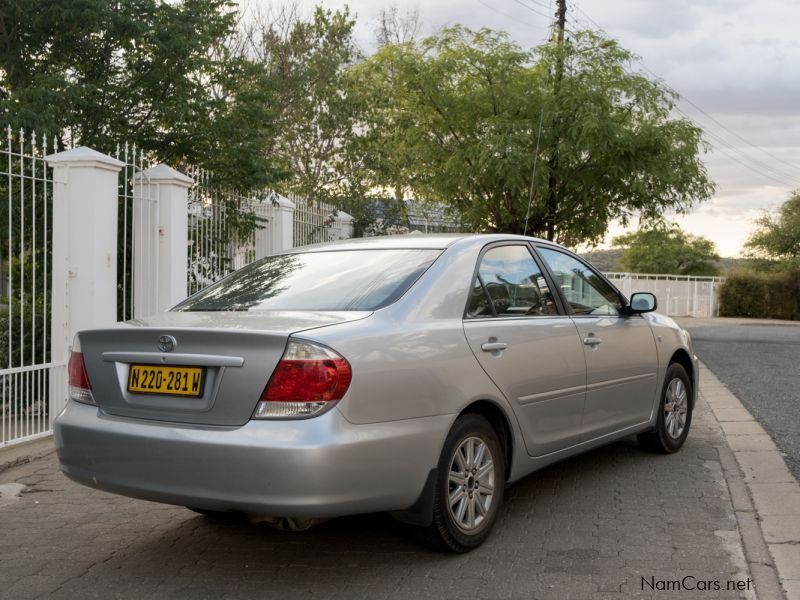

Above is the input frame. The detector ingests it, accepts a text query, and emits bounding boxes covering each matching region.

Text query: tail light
[68,335,95,405]
[253,339,352,419]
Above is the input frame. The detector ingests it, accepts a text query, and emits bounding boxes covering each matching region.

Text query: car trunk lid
[78,310,369,426]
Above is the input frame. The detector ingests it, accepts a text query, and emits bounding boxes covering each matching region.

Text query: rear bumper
[54,401,451,518]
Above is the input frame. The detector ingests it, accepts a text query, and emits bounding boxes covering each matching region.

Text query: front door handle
[583,335,602,347]
[481,342,508,352]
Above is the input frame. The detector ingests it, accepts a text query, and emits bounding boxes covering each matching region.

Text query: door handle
[583,336,602,346]
[481,342,508,352]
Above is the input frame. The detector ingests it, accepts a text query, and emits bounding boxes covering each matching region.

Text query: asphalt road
[678,317,800,482]
[0,396,753,600]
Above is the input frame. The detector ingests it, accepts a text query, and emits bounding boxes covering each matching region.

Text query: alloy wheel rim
[664,378,689,439]
[447,436,495,533]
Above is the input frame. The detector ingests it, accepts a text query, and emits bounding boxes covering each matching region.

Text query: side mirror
[627,292,657,314]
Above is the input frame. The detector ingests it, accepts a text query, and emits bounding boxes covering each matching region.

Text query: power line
[567,0,607,35]
[510,0,552,21]
[477,0,543,29]
[519,0,555,235]
[518,0,553,11]
[512,0,800,191]
[542,0,568,241]
[566,0,800,184]
[681,116,800,188]
[523,106,546,235]
[703,137,800,189]
[677,96,799,174]
[620,60,800,187]
[475,0,555,237]
[559,10,800,190]
[629,58,800,176]
[671,105,800,188]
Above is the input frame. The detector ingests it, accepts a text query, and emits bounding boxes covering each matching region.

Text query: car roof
[289,233,554,252]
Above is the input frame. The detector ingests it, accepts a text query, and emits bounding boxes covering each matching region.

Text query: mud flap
[390,468,437,526]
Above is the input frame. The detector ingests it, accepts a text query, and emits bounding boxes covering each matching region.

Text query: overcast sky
[249,0,800,257]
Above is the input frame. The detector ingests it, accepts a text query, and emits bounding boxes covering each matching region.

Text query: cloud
[248,0,800,256]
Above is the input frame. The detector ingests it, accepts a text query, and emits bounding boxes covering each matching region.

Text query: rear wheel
[638,363,693,454]
[416,414,504,552]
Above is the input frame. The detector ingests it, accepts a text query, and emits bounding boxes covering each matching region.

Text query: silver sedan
[55,234,697,552]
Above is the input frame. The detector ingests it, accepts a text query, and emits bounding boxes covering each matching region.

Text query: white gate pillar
[134,164,192,316]
[255,194,295,259]
[45,147,124,363]
[331,210,354,240]
[253,201,272,261]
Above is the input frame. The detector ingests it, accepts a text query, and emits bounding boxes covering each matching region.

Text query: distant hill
[579,248,744,275]
[579,248,625,272]
[717,256,746,274]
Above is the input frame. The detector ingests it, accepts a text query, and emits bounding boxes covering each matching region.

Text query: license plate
[127,364,205,397]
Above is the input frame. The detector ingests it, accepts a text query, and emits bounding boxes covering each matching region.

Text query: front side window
[466,245,558,318]
[174,249,441,312]
[536,247,622,316]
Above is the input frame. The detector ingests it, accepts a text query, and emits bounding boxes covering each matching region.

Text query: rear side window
[466,278,493,318]
[466,245,558,318]
[174,249,441,312]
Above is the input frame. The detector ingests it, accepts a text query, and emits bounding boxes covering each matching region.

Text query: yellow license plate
[127,364,205,397]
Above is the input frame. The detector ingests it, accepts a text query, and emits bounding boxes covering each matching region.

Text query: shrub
[719,270,800,320]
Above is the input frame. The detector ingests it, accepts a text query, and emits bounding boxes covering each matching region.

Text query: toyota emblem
[157,335,177,353]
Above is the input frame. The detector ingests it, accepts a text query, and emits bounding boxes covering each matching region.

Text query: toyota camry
[55,234,697,552]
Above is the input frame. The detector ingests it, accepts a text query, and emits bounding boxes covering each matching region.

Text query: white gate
[0,133,350,448]
[186,168,266,295]
[291,193,340,247]
[116,143,155,321]
[604,273,725,317]
[0,128,67,446]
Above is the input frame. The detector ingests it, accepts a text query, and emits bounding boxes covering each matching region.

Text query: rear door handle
[583,336,602,346]
[481,342,508,352]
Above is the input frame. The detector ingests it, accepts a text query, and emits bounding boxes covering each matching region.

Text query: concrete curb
[700,362,800,600]
[0,436,56,474]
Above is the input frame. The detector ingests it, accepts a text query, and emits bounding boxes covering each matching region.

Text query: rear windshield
[174,249,441,312]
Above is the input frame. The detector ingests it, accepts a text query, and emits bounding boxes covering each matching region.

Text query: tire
[638,363,693,454]
[416,413,505,552]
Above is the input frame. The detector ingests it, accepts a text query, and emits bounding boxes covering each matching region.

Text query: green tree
[0,0,281,188]
[238,6,363,203]
[745,191,800,267]
[347,27,714,245]
[612,226,720,275]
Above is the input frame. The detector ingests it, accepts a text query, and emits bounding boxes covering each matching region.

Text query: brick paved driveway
[0,396,754,600]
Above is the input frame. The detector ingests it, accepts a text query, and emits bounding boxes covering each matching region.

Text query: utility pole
[554,0,567,50]
[545,0,567,241]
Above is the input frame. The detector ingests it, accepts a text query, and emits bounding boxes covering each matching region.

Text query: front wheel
[416,414,505,552]
[638,363,693,454]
